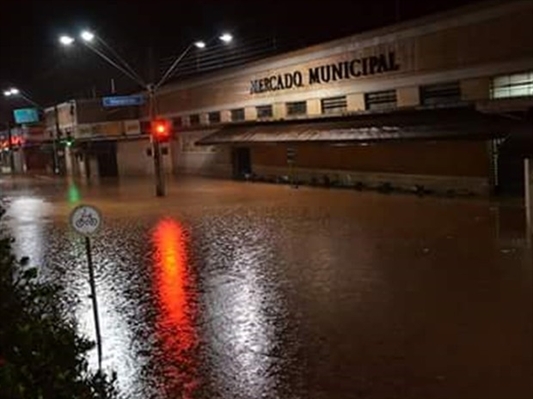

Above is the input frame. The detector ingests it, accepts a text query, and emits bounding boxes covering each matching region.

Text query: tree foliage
[0,207,119,399]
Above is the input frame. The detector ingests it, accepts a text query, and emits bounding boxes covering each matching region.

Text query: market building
[51,0,533,195]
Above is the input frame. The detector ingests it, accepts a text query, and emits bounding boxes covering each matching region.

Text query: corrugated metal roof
[197,107,516,145]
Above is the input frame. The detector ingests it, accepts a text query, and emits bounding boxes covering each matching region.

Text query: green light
[68,183,81,204]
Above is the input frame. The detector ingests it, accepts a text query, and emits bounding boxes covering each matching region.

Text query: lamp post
[3,87,60,175]
[59,30,234,197]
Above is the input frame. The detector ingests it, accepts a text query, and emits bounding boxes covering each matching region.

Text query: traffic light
[151,119,171,142]
[61,133,74,148]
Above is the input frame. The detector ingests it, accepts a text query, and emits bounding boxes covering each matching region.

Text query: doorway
[94,141,119,178]
[232,147,251,179]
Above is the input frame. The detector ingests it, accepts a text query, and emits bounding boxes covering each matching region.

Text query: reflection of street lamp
[59,29,235,197]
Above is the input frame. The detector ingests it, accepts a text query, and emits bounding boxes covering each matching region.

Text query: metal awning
[197,107,518,146]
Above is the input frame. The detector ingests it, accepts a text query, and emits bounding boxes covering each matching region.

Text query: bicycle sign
[70,205,102,237]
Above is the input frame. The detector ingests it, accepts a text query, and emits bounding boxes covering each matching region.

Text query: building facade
[54,0,533,195]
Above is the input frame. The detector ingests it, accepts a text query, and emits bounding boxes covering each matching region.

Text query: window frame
[286,101,307,116]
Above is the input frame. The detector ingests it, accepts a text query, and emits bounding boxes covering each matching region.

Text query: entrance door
[95,141,119,178]
[497,138,528,196]
[232,147,251,179]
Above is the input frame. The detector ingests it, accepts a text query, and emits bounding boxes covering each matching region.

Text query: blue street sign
[102,94,145,107]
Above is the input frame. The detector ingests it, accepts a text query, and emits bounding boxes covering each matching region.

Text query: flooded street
[1,176,532,399]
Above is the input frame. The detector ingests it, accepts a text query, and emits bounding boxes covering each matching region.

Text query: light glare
[59,35,75,46]
[80,30,95,42]
[219,33,233,43]
[194,41,206,49]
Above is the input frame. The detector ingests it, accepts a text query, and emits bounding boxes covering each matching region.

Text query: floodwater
[1,176,532,399]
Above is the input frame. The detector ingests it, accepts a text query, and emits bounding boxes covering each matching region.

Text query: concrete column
[397,87,420,107]
[347,93,365,112]
[221,110,231,123]
[245,106,257,121]
[64,147,73,176]
[273,103,286,120]
[461,78,490,102]
[307,99,322,116]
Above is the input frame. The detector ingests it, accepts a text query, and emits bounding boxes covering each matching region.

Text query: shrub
[0,207,119,399]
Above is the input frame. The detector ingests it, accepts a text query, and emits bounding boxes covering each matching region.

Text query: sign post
[69,204,103,371]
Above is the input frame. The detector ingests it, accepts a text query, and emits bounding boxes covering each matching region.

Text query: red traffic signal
[151,119,171,142]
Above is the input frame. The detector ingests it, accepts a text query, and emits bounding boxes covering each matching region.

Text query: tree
[0,207,119,399]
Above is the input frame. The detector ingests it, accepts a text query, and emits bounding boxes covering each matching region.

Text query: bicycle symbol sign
[70,205,102,236]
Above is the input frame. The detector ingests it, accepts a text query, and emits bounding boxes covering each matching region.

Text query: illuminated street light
[80,30,95,42]
[3,88,20,97]
[59,35,75,46]
[194,41,206,49]
[219,33,233,43]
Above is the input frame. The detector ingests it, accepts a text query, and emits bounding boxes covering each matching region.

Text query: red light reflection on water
[152,219,198,396]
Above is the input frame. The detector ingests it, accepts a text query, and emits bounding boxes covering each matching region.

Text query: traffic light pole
[149,87,165,197]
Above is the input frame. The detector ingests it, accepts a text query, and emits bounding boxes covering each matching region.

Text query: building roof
[197,107,519,145]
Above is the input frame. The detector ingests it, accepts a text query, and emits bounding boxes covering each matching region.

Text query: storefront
[150,0,532,195]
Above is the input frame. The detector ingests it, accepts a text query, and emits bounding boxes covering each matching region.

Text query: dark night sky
[0,0,488,115]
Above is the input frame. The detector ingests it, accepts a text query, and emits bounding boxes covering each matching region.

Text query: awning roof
[197,107,518,146]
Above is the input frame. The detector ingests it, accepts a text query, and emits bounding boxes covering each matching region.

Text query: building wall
[154,1,533,119]
[249,140,490,194]
[116,139,172,177]
[250,140,489,177]
[174,130,232,177]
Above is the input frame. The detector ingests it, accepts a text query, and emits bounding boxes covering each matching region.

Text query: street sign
[102,94,145,107]
[68,203,103,370]
[70,205,102,237]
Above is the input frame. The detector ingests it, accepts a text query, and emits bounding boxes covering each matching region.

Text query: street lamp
[3,88,20,96]
[219,33,233,43]
[80,30,95,42]
[58,29,235,197]
[59,35,75,46]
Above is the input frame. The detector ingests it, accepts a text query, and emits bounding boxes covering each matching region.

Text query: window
[172,116,182,128]
[286,101,307,116]
[208,111,221,124]
[189,114,200,126]
[321,96,347,114]
[420,82,461,106]
[256,105,273,119]
[491,71,533,99]
[231,108,245,122]
[365,90,397,111]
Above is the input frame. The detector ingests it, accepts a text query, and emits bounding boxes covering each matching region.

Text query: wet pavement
[0,175,532,399]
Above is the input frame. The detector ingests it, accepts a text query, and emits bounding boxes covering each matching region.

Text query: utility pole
[52,106,61,174]
[7,122,15,173]
[149,86,165,197]
[148,47,165,197]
